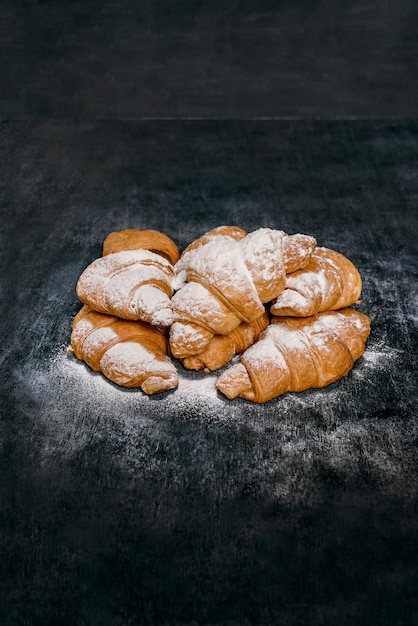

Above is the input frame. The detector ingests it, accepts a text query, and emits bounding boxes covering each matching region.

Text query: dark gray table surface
[1,119,418,625]
[2,0,418,119]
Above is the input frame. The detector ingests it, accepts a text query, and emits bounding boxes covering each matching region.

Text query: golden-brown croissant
[181,311,270,372]
[178,225,248,257]
[76,229,179,325]
[216,308,371,403]
[270,247,362,317]
[170,227,317,359]
[69,305,178,394]
[102,229,180,264]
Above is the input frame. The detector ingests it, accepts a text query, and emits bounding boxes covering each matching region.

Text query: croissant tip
[141,374,179,395]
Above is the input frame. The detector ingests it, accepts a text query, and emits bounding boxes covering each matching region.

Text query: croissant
[178,225,248,257]
[181,311,270,372]
[170,227,317,359]
[102,228,180,264]
[69,305,178,394]
[270,247,362,317]
[216,308,371,403]
[76,229,180,325]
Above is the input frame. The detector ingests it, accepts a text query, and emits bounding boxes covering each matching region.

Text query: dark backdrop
[1,0,418,119]
[1,1,418,626]
[1,119,417,625]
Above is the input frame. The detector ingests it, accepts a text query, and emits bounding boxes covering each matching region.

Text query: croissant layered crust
[70,305,178,394]
[270,247,362,317]
[76,229,180,326]
[175,227,317,322]
[170,227,317,360]
[76,249,176,325]
[181,311,270,372]
[70,226,370,399]
[178,225,248,258]
[216,308,371,403]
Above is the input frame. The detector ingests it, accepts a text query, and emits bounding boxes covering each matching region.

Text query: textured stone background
[1,120,417,625]
[1,0,418,119]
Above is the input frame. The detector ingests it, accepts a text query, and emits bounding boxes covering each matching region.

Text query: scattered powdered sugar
[8,225,416,516]
[36,345,226,422]
[175,371,222,405]
[11,328,415,507]
[352,340,403,372]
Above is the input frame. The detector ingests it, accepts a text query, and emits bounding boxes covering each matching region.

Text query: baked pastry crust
[271,247,362,317]
[70,226,370,401]
[216,308,371,403]
[102,229,180,264]
[76,229,179,325]
[70,305,178,394]
[181,310,270,372]
[170,226,317,360]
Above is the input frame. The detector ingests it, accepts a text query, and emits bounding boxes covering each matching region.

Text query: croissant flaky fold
[270,247,362,317]
[170,227,317,359]
[181,311,270,372]
[76,229,179,325]
[175,227,317,316]
[70,305,178,394]
[178,225,248,258]
[216,308,371,403]
[102,229,180,264]
[71,226,370,400]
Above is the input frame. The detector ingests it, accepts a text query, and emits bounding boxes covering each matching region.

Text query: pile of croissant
[69,226,371,403]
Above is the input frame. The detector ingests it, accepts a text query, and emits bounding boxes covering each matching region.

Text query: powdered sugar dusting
[131,284,174,325]
[173,228,318,330]
[353,341,403,372]
[82,326,118,362]
[172,268,188,291]
[169,320,213,356]
[10,334,414,507]
[77,249,175,323]
[270,324,308,351]
[240,228,285,290]
[100,341,178,388]
[172,281,238,333]
[104,340,159,366]
[272,254,335,315]
[179,235,263,315]
[272,288,306,310]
